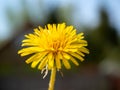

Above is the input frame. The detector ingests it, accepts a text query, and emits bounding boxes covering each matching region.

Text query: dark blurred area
[0,0,120,90]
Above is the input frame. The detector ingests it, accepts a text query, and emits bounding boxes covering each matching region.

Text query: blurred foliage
[0,3,120,76]
[0,2,120,90]
[84,10,120,64]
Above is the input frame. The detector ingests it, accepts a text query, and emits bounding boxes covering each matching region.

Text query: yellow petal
[69,52,84,61]
[77,33,84,39]
[76,51,85,57]
[62,58,71,69]
[25,53,40,64]
[31,52,48,68]
[65,26,73,33]
[21,43,38,46]
[57,23,66,32]
[64,48,77,52]
[71,29,76,36]
[48,53,54,69]
[25,52,48,64]
[62,52,70,59]
[18,47,45,56]
[55,53,61,69]
[31,59,40,68]
[79,47,89,54]
[24,35,30,38]
[70,56,79,66]
[22,39,31,43]
[47,24,52,31]
[38,57,48,70]
[53,24,57,32]
[34,28,40,36]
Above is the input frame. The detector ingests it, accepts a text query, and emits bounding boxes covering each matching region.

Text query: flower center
[53,40,60,52]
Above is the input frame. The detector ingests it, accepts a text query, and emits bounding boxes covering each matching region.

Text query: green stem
[48,66,56,90]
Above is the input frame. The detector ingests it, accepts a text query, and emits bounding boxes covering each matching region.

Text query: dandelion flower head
[18,23,89,74]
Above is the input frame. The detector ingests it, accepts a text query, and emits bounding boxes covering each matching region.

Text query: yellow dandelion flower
[18,23,89,90]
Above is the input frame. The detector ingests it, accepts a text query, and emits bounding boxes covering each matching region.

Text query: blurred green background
[0,0,120,90]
